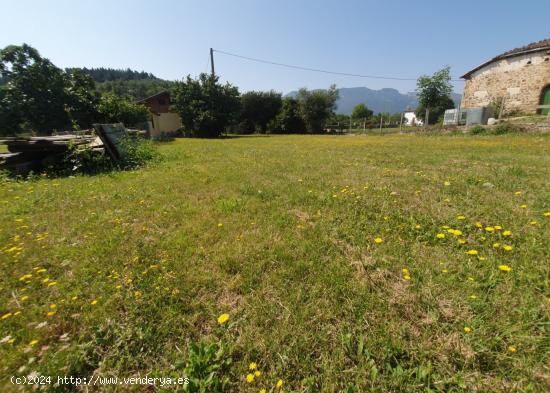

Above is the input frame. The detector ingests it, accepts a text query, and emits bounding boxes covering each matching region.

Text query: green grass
[1,134,549,392]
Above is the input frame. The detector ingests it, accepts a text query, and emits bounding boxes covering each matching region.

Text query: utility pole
[349,116,352,133]
[210,48,215,77]
[424,108,429,130]
[379,116,383,134]
[399,112,404,133]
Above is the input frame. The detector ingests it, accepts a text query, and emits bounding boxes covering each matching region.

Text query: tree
[269,97,305,133]
[65,70,100,129]
[97,93,149,126]
[172,73,240,137]
[351,103,373,120]
[296,85,339,133]
[415,67,454,125]
[0,44,70,134]
[239,90,282,133]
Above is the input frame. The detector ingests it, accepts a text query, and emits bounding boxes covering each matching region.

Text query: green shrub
[469,125,485,135]
[492,122,518,135]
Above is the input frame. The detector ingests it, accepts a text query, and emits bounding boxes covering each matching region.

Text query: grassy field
[1,134,549,392]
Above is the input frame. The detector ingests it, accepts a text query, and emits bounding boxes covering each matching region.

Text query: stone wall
[462,50,550,114]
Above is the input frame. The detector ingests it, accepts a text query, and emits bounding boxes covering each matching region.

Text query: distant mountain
[286,87,462,115]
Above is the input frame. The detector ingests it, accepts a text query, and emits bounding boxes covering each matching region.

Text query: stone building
[461,39,550,115]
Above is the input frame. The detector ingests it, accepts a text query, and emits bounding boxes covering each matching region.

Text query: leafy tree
[95,79,175,101]
[239,90,282,133]
[0,44,70,134]
[415,67,454,124]
[172,73,240,138]
[65,70,100,129]
[65,67,158,83]
[296,85,339,133]
[97,93,149,126]
[351,103,373,120]
[269,97,305,133]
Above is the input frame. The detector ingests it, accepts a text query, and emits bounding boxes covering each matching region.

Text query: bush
[469,125,485,135]
[492,122,518,135]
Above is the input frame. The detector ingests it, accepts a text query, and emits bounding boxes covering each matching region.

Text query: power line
[213,49,463,82]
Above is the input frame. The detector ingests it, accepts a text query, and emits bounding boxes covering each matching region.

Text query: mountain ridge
[286,87,462,115]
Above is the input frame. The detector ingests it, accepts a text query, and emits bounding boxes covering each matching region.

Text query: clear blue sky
[1,0,548,94]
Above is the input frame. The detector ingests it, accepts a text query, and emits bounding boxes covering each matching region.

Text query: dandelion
[520,204,527,209]
[90,299,98,305]
[29,340,39,346]
[503,245,513,251]
[218,313,230,325]
[444,181,451,186]
[530,220,538,225]
[374,237,383,244]
[485,227,494,232]
[49,304,56,309]
[47,311,56,317]
[469,295,477,299]
[249,362,257,370]
[463,326,472,333]
[466,250,478,255]
[21,295,29,301]
[1,312,12,320]
[479,256,486,261]
[498,265,512,272]
[502,230,512,236]
[276,379,283,389]
[544,212,550,217]
[442,269,448,273]
[415,224,421,229]
[436,233,445,239]
[475,222,482,228]
[13,311,21,316]
[403,275,411,280]
[493,243,500,249]
[508,345,517,353]
[457,239,466,245]
[514,191,522,196]
[254,371,261,377]
[246,374,255,383]
[457,215,466,220]
[217,223,223,228]
[47,281,57,287]
[260,389,266,393]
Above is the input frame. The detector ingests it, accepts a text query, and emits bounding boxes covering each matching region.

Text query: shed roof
[461,38,550,79]
[136,90,170,103]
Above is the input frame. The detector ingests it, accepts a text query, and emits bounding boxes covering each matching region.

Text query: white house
[403,110,423,126]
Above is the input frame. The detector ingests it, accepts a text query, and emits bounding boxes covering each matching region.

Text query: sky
[1,0,548,95]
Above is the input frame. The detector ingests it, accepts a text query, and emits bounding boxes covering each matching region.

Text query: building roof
[136,90,170,103]
[461,38,550,79]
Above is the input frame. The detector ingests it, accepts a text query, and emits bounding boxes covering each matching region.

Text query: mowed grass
[1,134,549,392]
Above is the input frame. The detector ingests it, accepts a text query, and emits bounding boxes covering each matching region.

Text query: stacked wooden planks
[0,134,98,174]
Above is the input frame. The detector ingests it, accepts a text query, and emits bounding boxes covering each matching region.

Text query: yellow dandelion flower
[475,222,482,228]
[374,237,383,244]
[254,370,261,377]
[47,311,56,317]
[530,220,538,225]
[21,295,29,301]
[246,374,255,383]
[260,389,266,393]
[403,275,411,280]
[498,265,512,272]
[520,204,527,209]
[463,326,472,333]
[479,256,486,261]
[485,227,494,232]
[442,269,448,273]
[217,313,229,325]
[49,304,57,309]
[493,243,500,248]
[456,215,466,220]
[249,362,257,370]
[514,191,522,196]
[1,312,12,320]
[217,223,223,228]
[469,295,477,299]
[503,245,513,251]
[502,230,512,236]
[466,250,478,255]
[444,181,451,186]
[415,224,421,229]
[457,239,466,244]
[276,379,283,389]
[29,339,39,346]
[508,345,517,353]
[544,212,550,217]
[436,233,445,239]
[90,299,98,305]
